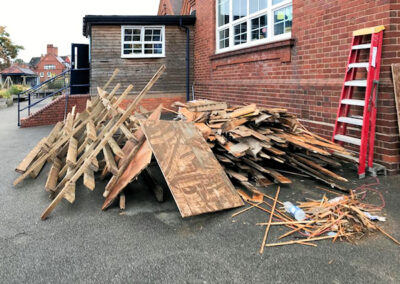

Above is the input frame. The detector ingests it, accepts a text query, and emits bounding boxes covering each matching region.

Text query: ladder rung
[348,63,369,70]
[337,117,364,126]
[341,99,365,106]
[352,44,371,50]
[334,135,361,146]
[345,80,367,87]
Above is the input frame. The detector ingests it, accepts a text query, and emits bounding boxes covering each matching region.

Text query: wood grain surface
[141,120,244,217]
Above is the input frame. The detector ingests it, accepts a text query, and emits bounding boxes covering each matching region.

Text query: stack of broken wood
[14,66,167,219]
[14,66,245,219]
[175,100,355,192]
[238,187,400,250]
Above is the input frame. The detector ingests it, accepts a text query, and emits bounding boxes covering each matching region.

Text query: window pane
[272,0,284,5]
[218,0,230,26]
[154,44,162,54]
[233,0,247,21]
[144,28,163,42]
[219,28,230,49]
[144,44,154,54]
[274,6,292,35]
[250,0,267,14]
[234,22,247,45]
[251,14,267,40]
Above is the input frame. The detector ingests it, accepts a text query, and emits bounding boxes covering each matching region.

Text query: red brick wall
[20,95,90,128]
[193,0,400,174]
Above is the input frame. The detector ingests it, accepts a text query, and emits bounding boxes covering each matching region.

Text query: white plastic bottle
[283,201,306,221]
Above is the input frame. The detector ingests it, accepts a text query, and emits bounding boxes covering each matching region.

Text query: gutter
[180,18,191,102]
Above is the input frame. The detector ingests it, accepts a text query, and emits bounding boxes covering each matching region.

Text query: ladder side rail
[358,33,381,177]
[367,31,384,169]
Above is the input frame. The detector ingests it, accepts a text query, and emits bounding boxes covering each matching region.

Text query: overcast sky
[2,0,160,62]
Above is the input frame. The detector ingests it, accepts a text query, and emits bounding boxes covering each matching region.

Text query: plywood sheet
[391,64,400,137]
[141,120,244,217]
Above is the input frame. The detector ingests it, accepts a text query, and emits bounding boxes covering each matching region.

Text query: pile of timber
[14,66,167,219]
[14,66,244,219]
[236,187,400,251]
[175,100,356,192]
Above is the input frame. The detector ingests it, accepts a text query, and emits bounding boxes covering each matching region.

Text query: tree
[0,26,23,70]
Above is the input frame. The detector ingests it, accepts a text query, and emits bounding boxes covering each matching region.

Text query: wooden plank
[45,158,61,192]
[119,192,126,210]
[15,137,47,173]
[141,120,244,218]
[103,144,118,175]
[108,137,125,159]
[66,137,78,167]
[86,120,97,142]
[83,168,95,191]
[391,64,400,137]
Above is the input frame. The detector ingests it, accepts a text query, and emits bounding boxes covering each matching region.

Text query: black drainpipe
[180,18,190,102]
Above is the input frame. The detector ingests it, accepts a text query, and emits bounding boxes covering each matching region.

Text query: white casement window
[47,72,52,78]
[216,0,292,53]
[44,64,56,70]
[121,26,165,58]
[39,72,44,77]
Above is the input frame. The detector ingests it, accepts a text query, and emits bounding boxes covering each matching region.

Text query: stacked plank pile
[14,66,167,219]
[14,66,245,219]
[175,100,355,192]
[240,188,400,250]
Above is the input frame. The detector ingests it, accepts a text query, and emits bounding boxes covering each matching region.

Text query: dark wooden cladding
[90,25,194,96]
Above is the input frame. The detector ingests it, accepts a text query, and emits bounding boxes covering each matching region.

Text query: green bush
[46,79,65,90]
[0,89,11,99]
[9,84,28,95]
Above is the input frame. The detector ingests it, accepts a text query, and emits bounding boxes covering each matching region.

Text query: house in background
[83,15,195,110]
[0,64,38,87]
[29,44,70,83]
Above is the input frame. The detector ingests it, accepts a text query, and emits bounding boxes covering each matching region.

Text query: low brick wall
[20,95,90,128]
[20,94,186,128]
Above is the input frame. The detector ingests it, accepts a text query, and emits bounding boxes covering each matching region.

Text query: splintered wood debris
[13,66,243,219]
[174,100,355,192]
[234,185,400,252]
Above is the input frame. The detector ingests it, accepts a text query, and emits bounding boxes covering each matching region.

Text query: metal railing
[17,69,71,126]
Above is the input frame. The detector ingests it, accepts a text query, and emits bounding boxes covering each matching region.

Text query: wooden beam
[83,168,95,191]
[15,137,47,173]
[66,137,78,167]
[86,120,97,142]
[103,144,118,175]
[108,137,125,159]
[45,158,62,192]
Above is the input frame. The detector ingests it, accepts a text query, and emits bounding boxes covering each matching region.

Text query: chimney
[47,44,58,56]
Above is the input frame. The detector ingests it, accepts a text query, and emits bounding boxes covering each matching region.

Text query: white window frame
[216,0,292,54]
[39,72,44,77]
[47,72,52,78]
[121,26,166,58]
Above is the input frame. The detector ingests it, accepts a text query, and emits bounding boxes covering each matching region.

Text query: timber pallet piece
[175,100,356,193]
[13,66,243,220]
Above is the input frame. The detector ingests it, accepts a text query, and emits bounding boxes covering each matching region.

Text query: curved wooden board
[102,141,152,210]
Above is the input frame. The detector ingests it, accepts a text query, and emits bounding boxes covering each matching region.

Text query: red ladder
[332,26,384,178]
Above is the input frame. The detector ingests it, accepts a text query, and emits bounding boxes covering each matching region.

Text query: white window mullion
[229,0,234,48]
[246,0,251,43]
[267,0,273,39]
[141,27,144,55]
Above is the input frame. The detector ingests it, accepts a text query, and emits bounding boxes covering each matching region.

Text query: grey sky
[2,0,159,62]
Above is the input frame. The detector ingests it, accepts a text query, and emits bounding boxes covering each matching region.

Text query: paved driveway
[1,104,399,283]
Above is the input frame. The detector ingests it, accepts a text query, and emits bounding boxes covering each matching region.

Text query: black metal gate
[70,43,90,94]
